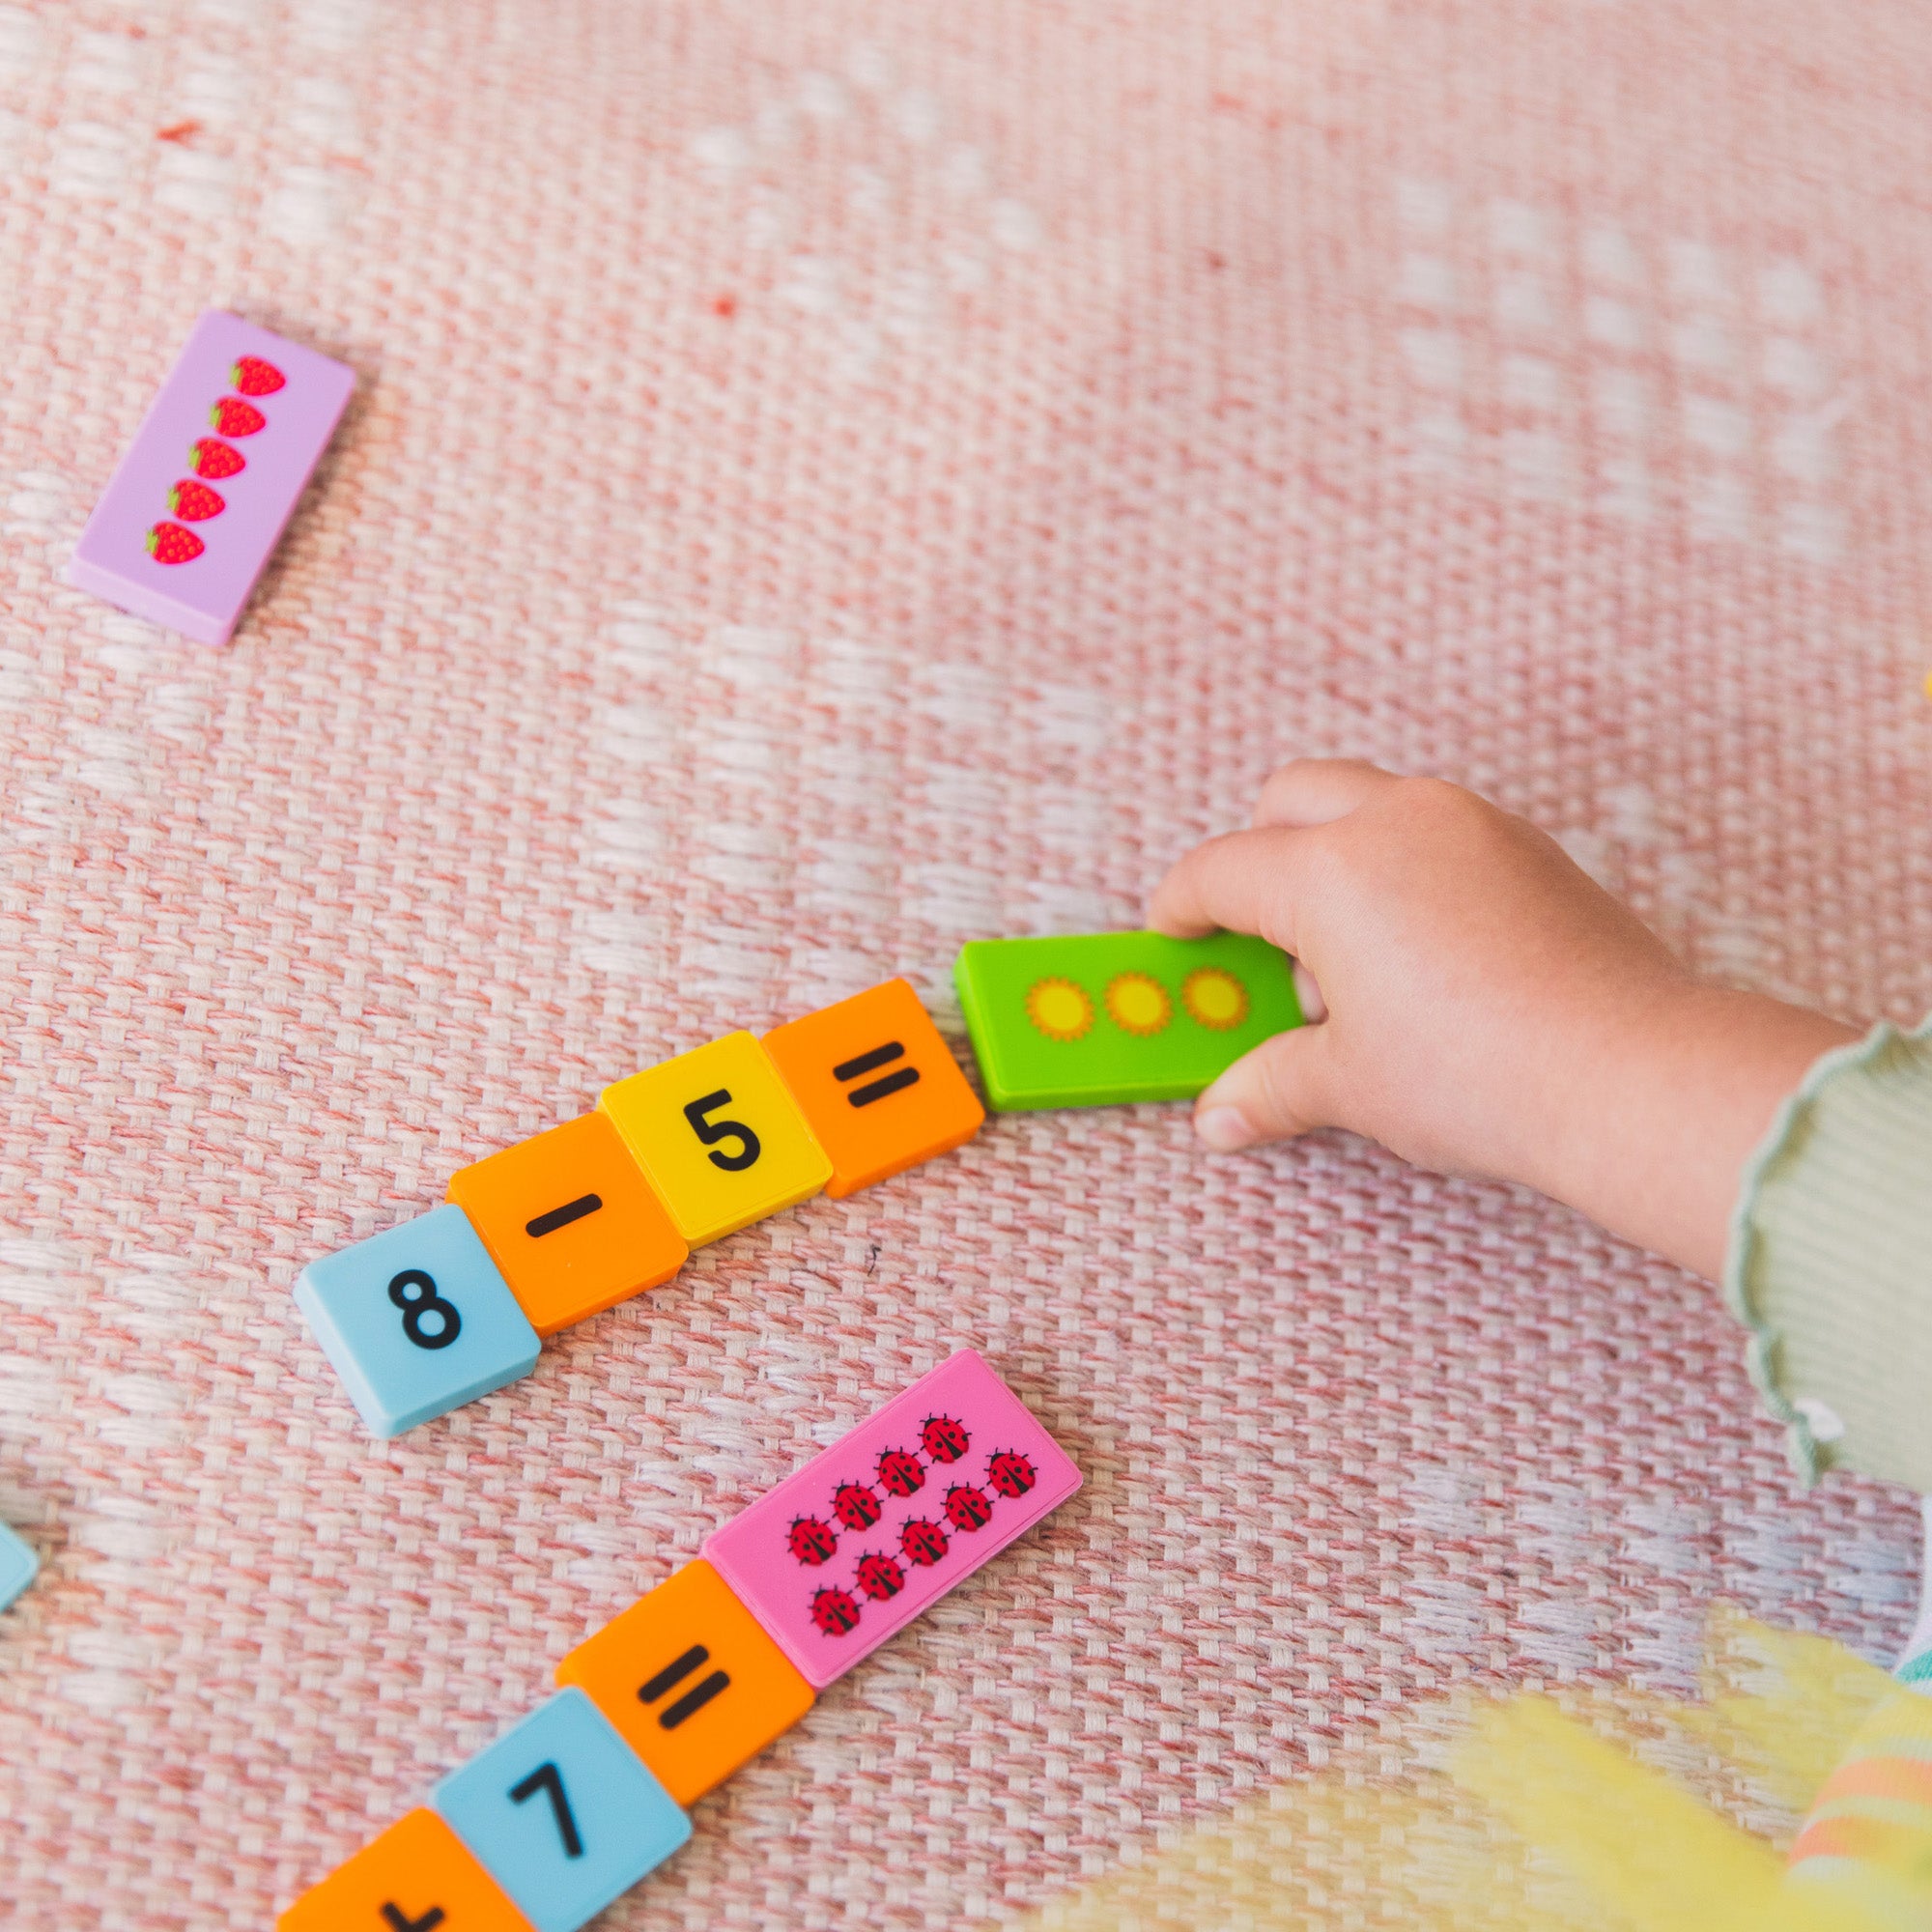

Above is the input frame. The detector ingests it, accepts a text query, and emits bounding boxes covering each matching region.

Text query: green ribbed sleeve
[1724,1016,1932,1492]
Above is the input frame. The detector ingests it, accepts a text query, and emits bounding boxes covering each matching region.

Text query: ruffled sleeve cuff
[1724,1016,1932,1492]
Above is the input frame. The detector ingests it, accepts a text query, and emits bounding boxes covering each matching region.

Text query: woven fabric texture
[1,3,1929,1926]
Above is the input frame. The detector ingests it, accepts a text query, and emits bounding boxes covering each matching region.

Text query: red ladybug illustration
[876,1447,924,1497]
[987,1450,1037,1499]
[786,1516,838,1566]
[854,1550,905,1601]
[187,436,245,480]
[921,1414,970,1463]
[810,1586,862,1636]
[944,1484,994,1533]
[832,1481,882,1532]
[899,1518,949,1567]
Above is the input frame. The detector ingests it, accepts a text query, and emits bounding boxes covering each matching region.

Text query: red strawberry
[146,522,205,565]
[230,355,286,397]
[188,437,245,480]
[168,479,225,522]
[210,397,266,437]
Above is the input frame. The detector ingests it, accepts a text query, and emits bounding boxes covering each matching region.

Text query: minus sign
[526,1193,602,1238]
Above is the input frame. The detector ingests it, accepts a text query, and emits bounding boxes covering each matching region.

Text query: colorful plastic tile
[953,930,1303,1110]
[278,1807,533,1932]
[703,1350,1082,1690]
[65,310,355,647]
[294,1204,541,1438]
[762,979,985,1199]
[433,1688,691,1932]
[554,1558,813,1806]
[445,1112,688,1338]
[0,1520,37,1614]
[598,1031,832,1247]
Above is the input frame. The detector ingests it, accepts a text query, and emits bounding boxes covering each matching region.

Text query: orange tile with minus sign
[445,1110,688,1337]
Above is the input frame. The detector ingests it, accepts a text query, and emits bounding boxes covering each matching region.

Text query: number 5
[683,1090,761,1172]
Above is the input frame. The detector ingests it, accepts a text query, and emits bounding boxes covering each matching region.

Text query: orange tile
[763,979,985,1198]
[278,1807,533,1932]
[554,1559,813,1807]
[446,1112,687,1337]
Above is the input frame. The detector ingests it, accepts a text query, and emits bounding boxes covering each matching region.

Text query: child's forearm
[1522,982,1857,1281]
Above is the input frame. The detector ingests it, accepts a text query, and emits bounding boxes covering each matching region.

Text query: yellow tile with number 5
[598,1031,832,1248]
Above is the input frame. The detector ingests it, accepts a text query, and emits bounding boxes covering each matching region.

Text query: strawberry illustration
[146,522,205,565]
[229,355,286,397]
[168,479,225,522]
[188,437,244,480]
[210,397,266,437]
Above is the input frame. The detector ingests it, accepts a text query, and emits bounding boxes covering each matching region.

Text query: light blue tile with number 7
[434,1687,692,1932]
[0,1520,38,1613]
[294,1204,540,1437]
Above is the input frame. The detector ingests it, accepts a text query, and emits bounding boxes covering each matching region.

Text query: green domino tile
[953,930,1303,1110]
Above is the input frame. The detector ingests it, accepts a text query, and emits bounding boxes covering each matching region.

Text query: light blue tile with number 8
[294,1204,541,1437]
[433,1687,692,1932]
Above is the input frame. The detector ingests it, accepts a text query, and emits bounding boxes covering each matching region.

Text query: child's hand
[1148,759,1856,1277]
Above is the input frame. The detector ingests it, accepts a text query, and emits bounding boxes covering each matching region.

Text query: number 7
[508,1760,583,1858]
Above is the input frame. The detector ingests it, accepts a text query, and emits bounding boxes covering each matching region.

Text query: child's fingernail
[1196,1105,1257,1151]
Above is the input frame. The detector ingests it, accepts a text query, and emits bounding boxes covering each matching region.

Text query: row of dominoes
[292,933,1301,1440]
[280,1350,1083,1930]
[294,978,987,1436]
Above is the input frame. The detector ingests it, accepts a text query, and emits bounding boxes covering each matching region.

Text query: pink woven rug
[3,3,1929,1924]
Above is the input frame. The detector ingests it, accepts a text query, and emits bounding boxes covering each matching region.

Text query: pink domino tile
[65,310,355,647]
[703,1350,1081,1689]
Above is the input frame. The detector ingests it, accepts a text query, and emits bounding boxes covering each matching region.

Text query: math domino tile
[763,978,985,1198]
[294,1204,541,1437]
[277,1807,533,1932]
[446,1111,688,1337]
[554,1558,813,1806]
[703,1350,1081,1690]
[0,1520,37,1614]
[65,310,355,647]
[954,930,1302,1110]
[433,1687,691,1932]
[599,1031,832,1248]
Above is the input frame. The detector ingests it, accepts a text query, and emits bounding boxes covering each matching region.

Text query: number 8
[388,1268,462,1350]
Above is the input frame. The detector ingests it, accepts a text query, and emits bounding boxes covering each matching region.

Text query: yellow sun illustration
[1104,972,1172,1037]
[1025,977,1094,1041]
[1181,966,1248,1031]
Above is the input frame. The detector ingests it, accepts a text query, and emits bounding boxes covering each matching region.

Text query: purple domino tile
[704,1350,1081,1689]
[65,310,355,647]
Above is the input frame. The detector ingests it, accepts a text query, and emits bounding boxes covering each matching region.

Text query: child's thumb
[1191,1026,1336,1151]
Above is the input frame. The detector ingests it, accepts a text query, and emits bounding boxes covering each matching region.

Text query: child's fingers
[1146,824,1316,951]
[1251,757,1398,829]
[1191,1025,1338,1150]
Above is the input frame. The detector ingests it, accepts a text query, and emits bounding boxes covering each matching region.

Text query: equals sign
[834,1041,921,1109]
[639,1644,730,1730]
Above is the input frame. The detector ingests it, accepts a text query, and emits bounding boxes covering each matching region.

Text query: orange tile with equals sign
[762,979,984,1199]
